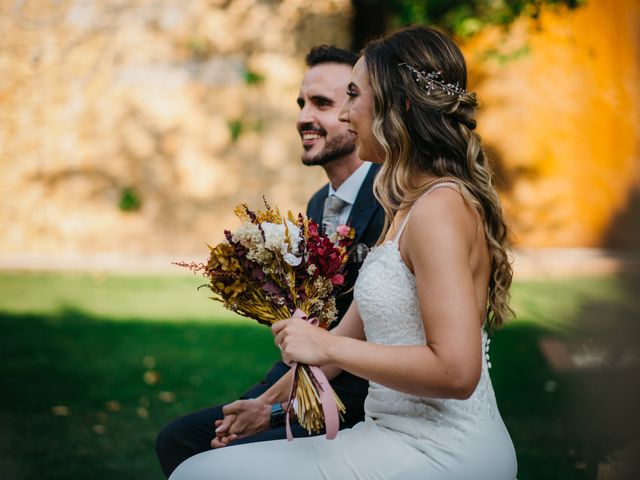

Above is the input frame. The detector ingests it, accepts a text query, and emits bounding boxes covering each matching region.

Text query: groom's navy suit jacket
[243,163,385,425]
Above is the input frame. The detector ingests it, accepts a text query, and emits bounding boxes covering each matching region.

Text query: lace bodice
[353,187,500,453]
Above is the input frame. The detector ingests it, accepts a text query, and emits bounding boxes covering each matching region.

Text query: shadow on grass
[2,303,638,479]
[491,323,597,479]
[0,308,279,480]
[494,273,640,480]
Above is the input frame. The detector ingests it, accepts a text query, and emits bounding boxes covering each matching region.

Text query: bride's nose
[338,100,349,123]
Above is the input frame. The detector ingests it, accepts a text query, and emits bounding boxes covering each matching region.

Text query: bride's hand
[272,317,332,366]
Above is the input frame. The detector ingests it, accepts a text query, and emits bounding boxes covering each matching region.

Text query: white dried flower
[232,222,262,249]
[313,277,332,297]
[261,221,302,266]
[246,246,273,265]
[283,252,302,266]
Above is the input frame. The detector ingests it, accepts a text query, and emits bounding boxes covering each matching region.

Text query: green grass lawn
[1,271,638,479]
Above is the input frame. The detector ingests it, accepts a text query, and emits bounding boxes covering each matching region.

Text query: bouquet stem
[290,364,346,435]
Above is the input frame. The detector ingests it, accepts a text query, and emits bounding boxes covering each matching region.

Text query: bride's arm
[274,189,484,400]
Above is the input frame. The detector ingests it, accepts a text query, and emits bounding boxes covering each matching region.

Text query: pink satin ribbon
[284,308,339,441]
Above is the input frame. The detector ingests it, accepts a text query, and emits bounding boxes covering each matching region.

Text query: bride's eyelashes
[346,82,359,98]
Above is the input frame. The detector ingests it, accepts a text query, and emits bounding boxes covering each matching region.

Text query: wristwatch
[270,403,286,429]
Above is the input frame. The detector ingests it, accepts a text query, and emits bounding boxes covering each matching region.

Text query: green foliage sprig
[383,0,586,37]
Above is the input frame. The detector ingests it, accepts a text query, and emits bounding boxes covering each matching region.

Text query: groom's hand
[211,413,237,448]
[211,399,271,448]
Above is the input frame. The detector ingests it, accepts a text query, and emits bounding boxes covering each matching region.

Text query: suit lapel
[308,184,329,224]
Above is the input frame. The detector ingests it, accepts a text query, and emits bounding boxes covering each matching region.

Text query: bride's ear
[405,99,411,111]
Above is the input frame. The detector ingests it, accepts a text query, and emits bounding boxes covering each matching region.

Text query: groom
[156,45,384,478]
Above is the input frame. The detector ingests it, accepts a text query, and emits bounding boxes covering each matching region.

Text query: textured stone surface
[0,0,351,255]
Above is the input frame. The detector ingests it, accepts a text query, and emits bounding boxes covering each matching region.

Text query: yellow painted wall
[466,0,640,247]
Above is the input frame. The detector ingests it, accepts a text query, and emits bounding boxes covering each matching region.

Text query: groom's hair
[305,45,358,68]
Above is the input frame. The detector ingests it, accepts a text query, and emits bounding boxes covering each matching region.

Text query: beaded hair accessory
[398,63,468,98]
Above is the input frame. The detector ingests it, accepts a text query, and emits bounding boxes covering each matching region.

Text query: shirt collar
[328,162,372,205]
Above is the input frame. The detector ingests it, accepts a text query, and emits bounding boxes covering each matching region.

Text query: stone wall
[0,0,352,255]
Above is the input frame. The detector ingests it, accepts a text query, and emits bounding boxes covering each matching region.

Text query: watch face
[270,405,286,429]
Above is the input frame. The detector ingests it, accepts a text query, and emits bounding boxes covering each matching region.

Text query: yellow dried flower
[233,204,251,221]
[208,243,240,273]
[255,208,282,224]
[233,202,282,225]
[224,278,246,298]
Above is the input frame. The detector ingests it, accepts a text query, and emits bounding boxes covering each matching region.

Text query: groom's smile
[300,125,327,151]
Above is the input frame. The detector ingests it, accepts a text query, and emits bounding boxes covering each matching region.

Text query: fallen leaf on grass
[143,370,160,385]
[142,356,156,369]
[105,400,122,412]
[158,391,176,403]
[51,405,70,417]
[137,407,149,419]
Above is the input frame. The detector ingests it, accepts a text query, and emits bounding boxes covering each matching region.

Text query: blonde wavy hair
[363,25,513,329]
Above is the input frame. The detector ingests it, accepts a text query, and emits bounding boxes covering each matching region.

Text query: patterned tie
[322,194,347,237]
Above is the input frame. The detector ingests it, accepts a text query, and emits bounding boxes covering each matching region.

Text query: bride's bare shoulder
[405,186,479,252]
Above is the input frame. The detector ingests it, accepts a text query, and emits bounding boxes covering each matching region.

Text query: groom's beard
[301,131,356,166]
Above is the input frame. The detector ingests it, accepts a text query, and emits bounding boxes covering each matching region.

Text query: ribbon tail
[284,362,298,442]
[308,365,339,440]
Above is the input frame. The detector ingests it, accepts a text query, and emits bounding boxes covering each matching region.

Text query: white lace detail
[354,241,499,451]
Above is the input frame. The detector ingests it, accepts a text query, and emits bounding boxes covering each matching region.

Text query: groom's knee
[156,419,187,477]
[155,406,225,477]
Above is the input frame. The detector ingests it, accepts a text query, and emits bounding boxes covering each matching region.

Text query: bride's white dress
[170,185,518,480]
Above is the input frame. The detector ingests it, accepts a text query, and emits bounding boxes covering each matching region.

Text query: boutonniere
[335,224,355,241]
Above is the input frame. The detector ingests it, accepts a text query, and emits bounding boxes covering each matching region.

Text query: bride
[171,25,517,479]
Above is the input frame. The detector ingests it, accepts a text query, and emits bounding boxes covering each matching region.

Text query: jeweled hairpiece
[398,63,468,98]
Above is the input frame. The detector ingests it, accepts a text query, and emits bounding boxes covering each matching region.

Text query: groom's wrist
[269,403,286,428]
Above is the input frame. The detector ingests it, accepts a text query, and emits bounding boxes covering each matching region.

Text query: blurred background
[1,0,639,479]
[1,0,638,257]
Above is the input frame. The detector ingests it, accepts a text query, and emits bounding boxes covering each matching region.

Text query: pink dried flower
[336,224,351,237]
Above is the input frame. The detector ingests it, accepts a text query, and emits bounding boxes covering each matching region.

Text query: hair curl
[363,25,513,329]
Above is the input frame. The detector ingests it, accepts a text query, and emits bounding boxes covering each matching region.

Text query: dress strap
[392,181,460,244]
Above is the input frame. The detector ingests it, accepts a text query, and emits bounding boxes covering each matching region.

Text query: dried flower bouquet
[177,200,355,437]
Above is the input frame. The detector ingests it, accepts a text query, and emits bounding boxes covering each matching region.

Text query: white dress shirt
[327,162,372,225]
